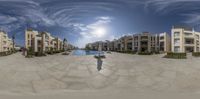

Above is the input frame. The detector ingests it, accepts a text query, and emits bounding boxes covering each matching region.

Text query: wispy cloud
[144,0,200,13]
[144,0,200,25]
[181,13,200,25]
[73,16,114,47]
[0,15,17,24]
[1,0,200,47]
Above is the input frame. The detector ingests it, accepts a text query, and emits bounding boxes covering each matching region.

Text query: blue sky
[1,0,200,47]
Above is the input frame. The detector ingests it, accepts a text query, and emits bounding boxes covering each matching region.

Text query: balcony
[184,32,194,38]
[174,43,180,46]
[184,38,194,46]
[141,37,148,41]
[160,36,164,41]
[174,32,180,38]
[174,38,180,46]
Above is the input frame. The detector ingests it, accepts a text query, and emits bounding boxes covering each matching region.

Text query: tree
[12,33,16,51]
[63,38,67,51]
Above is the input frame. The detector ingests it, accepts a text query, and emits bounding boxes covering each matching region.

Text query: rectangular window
[174,32,180,37]
[174,39,180,45]
[28,40,30,45]
[184,32,193,36]
[196,35,200,40]
[174,47,180,52]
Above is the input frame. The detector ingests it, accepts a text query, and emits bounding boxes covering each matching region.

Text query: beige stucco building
[86,32,171,53]
[159,32,171,52]
[0,31,13,52]
[132,32,170,53]
[25,29,64,53]
[132,32,159,52]
[171,26,200,53]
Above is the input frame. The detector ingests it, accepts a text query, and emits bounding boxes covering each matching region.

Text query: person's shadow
[97,58,103,71]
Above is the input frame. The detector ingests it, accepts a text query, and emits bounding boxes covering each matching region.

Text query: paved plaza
[1,52,200,98]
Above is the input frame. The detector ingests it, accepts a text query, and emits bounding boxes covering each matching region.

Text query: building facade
[159,32,171,52]
[171,26,200,53]
[0,31,14,52]
[86,32,171,53]
[132,32,159,52]
[25,29,69,53]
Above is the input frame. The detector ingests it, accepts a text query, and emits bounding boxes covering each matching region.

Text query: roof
[173,25,193,31]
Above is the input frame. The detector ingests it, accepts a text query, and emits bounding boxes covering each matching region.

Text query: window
[196,35,200,39]
[174,32,180,37]
[185,39,194,44]
[160,36,164,40]
[28,40,30,45]
[174,39,180,45]
[174,47,180,52]
[184,32,193,36]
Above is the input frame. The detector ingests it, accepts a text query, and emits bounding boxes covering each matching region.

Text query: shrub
[62,52,70,55]
[0,51,15,57]
[164,52,186,59]
[53,50,60,53]
[154,51,160,54]
[192,52,200,57]
[35,52,46,57]
[26,47,34,58]
[46,51,53,55]
[117,50,136,54]
[0,52,7,56]
[138,52,153,55]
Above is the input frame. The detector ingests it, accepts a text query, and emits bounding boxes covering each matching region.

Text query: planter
[192,52,200,57]
[164,52,187,59]
[138,52,153,55]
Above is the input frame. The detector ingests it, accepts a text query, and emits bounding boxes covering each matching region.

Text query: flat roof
[173,25,193,31]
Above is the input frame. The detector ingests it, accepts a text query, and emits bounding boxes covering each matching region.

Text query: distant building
[0,31,14,52]
[171,26,200,53]
[132,32,159,52]
[86,32,171,53]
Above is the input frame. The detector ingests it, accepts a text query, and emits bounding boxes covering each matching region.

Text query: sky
[1,0,200,48]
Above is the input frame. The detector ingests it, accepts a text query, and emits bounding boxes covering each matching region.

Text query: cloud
[73,16,114,47]
[144,0,200,24]
[1,0,200,47]
[182,13,200,25]
[0,15,17,24]
[144,0,200,14]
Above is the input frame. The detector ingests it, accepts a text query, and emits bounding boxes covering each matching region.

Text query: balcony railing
[174,43,180,46]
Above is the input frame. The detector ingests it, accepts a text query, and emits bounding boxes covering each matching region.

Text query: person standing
[97,58,103,71]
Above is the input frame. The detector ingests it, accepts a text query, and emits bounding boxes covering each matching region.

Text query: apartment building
[113,39,119,51]
[54,38,63,51]
[86,32,171,53]
[108,40,115,51]
[171,26,200,53]
[132,32,159,52]
[0,31,14,52]
[102,40,110,51]
[124,35,133,51]
[159,32,171,52]
[25,29,65,53]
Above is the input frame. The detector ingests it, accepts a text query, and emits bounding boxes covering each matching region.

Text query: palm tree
[12,32,16,51]
[63,38,67,51]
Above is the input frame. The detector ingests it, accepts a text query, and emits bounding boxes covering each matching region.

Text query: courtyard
[0,52,200,98]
